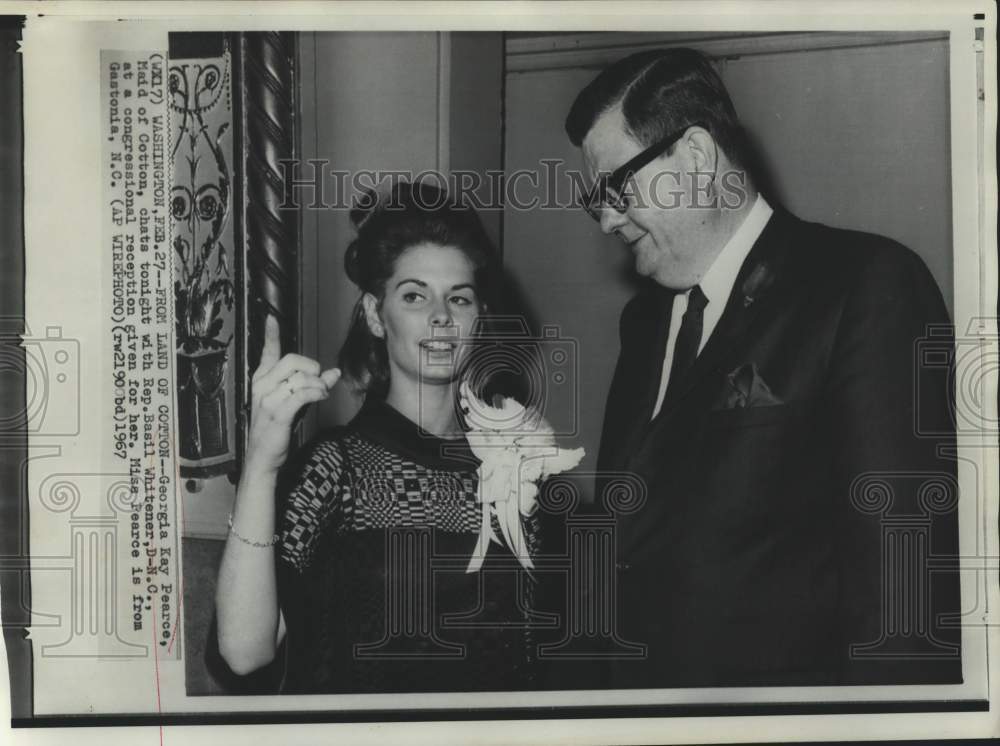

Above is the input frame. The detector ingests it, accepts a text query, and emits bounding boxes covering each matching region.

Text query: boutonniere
[459,381,585,573]
[741,262,774,308]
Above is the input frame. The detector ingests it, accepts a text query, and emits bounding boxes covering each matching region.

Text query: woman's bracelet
[227,511,279,548]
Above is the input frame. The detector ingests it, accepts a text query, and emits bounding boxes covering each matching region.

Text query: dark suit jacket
[596,207,961,688]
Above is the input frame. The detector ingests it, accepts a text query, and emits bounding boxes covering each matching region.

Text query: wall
[720,41,952,308]
[449,32,504,248]
[300,31,504,434]
[300,31,445,435]
[502,33,954,502]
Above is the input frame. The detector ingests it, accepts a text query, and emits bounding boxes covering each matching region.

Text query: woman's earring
[372,322,385,338]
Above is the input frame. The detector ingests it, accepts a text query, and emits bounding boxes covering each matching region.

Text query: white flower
[460,381,585,573]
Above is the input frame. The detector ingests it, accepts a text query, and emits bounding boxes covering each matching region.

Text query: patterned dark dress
[275,399,543,694]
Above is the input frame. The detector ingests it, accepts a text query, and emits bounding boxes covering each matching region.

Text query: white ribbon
[460,382,585,573]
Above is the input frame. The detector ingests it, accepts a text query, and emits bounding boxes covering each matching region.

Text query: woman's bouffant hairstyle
[338,180,502,400]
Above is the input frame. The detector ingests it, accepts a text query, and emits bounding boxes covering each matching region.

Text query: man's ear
[361,293,384,338]
[683,126,719,175]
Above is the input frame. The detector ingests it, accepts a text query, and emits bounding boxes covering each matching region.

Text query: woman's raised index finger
[257,314,282,376]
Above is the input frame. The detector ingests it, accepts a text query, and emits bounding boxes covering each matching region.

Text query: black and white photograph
[184,26,971,696]
[0,3,997,744]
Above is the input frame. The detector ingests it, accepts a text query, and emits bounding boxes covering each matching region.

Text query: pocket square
[719,363,783,409]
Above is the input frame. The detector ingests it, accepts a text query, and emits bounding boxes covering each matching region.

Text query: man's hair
[565,48,748,169]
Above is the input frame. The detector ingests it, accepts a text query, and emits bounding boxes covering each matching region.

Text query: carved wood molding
[231,31,299,474]
[236,31,299,373]
[229,31,299,479]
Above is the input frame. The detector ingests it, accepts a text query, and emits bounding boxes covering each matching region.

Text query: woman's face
[364,242,482,388]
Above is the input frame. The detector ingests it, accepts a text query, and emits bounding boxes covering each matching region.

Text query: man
[565,48,961,687]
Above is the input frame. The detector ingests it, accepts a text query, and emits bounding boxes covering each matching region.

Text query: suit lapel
[616,208,799,554]
[600,285,676,471]
[633,286,677,426]
[645,208,796,426]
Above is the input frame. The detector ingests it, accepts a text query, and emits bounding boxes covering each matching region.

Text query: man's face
[581,106,708,289]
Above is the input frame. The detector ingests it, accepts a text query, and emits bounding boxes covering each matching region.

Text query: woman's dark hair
[338,180,503,400]
[565,47,749,170]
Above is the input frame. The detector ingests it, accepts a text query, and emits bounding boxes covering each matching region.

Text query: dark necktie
[667,285,708,395]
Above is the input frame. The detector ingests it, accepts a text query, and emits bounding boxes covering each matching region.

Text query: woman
[215,182,553,693]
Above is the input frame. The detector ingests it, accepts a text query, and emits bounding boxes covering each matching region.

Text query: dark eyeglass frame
[580,121,707,221]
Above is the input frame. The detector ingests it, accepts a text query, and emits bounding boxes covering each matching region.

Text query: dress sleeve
[276,433,347,573]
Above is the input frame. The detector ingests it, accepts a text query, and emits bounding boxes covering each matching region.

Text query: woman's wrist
[227,511,279,548]
[241,463,280,485]
[240,449,282,484]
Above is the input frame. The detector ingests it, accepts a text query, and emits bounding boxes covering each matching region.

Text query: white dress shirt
[650,194,774,419]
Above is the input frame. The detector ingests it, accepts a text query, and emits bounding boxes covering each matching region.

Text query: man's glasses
[580,122,706,222]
